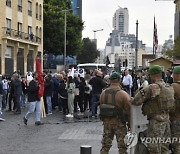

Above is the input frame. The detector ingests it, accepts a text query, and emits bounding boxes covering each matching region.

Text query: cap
[173,66,180,74]
[109,72,120,80]
[148,65,162,75]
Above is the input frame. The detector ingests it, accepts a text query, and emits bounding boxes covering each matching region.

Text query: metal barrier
[80,145,92,154]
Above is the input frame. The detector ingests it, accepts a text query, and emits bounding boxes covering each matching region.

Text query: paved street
[0,109,118,154]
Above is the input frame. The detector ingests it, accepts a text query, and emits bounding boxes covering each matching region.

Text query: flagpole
[153,16,155,55]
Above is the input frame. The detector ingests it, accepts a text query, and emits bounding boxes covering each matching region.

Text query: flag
[36,59,44,98]
[153,16,158,55]
[36,59,46,118]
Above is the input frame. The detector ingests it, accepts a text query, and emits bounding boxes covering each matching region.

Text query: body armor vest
[142,83,175,116]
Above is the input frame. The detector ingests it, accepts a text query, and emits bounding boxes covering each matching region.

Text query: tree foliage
[173,36,180,59]
[77,38,100,63]
[43,0,83,55]
[164,36,180,60]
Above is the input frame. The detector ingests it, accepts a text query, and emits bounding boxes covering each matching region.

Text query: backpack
[142,83,175,116]
[100,89,128,124]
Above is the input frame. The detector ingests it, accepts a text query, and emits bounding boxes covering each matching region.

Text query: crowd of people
[0,66,175,122]
[0,65,179,153]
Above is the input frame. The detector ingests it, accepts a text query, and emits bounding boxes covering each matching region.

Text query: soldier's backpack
[142,83,175,116]
[100,88,128,124]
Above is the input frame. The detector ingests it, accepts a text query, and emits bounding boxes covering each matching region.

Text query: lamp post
[63,7,79,70]
[92,29,103,50]
[93,29,103,40]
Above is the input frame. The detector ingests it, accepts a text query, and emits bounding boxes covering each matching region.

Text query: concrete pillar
[24,45,29,75]
[1,40,7,74]
[33,47,38,72]
[13,43,19,72]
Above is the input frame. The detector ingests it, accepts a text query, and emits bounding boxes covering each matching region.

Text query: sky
[82,0,175,50]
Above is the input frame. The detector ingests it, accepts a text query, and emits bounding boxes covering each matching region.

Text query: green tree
[164,36,180,60]
[77,38,100,63]
[43,0,83,55]
[173,36,180,59]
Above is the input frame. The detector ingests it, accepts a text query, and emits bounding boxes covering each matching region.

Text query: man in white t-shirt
[122,69,133,96]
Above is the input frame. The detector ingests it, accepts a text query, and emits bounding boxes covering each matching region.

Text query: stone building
[0,0,43,75]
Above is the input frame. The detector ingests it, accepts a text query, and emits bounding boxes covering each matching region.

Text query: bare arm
[122,91,131,129]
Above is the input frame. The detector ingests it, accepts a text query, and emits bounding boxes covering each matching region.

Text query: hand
[130,97,134,104]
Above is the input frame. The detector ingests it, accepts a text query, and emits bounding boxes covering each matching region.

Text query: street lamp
[63,7,79,69]
[92,29,103,50]
[93,29,103,40]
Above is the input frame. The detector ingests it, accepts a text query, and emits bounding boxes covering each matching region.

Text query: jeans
[52,93,58,109]
[25,101,41,122]
[0,95,3,118]
[20,94,26,108]
[46,96,52,113]
[2,89,8,109]
[91,93,100,116]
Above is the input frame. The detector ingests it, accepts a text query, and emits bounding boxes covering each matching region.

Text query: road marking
[58,123,103,140]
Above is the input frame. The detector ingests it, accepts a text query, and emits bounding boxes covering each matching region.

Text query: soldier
[131,65,175,154]
[170,66,180,153]
[100,72,131,154]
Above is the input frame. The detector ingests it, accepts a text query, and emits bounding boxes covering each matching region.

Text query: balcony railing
[2,27,41,44]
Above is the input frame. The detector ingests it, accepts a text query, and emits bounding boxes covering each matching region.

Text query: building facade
[112,7,129,35]
[0,0,43,75]
[174,0,180,39]
[105,41,135,69]
[104,30,146,68]
[72,0,82,20]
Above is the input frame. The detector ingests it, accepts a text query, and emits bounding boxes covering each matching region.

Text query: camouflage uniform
[100,72,131,154]
[101,122,127,154]
[132,79,173,154]
[171,81,180,154]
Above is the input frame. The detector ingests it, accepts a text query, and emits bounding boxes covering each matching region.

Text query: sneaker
[14,110,21,114]
[69,114,74,118]
[23,117,28,125]
[0,117,5,121]
[91,115,97,119]
[65,114,71,118]
[47,113,52,115]
[35,121,41,125]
